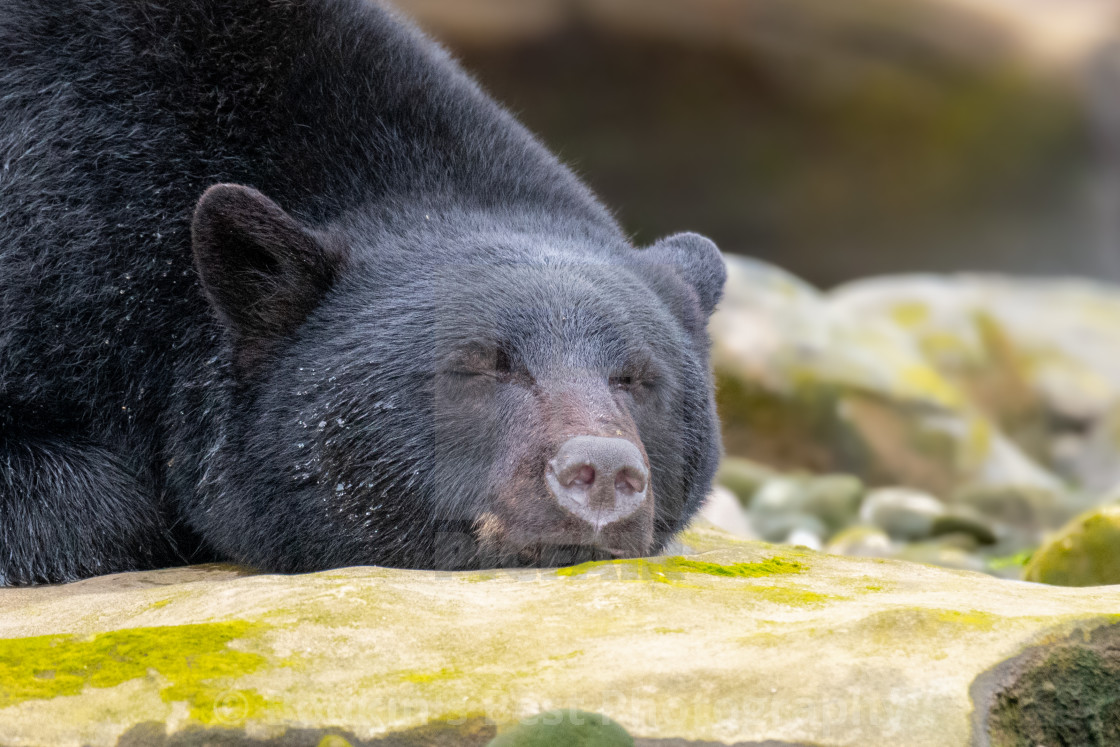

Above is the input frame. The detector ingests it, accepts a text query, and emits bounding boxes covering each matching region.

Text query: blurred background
[395,0,1120,286]
[396,0,1120,585]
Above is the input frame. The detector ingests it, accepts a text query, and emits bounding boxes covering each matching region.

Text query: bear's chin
[461,509,654,570]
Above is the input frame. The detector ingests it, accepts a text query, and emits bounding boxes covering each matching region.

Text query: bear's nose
[546,436,649,531]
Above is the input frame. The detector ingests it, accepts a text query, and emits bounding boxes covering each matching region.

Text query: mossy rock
[712,256,1062,501]
[1024,505,1120,586]
[4,527,1120,745]
[488,711,633,747]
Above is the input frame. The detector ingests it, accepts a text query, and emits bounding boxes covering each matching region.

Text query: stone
[1024,505,1120,587]
[950,483,1080,538]
[930,509,998,546]
[488,710,634,746]
[4,527,1120,745]
[698,487,757,539]
[802,474,865,532]
[751,511,829,547]
[897,541,988,574]
[831,274,1120,481]
[824,525,895,559]
[859,487,946,541]
[713,457,777,506]
[712,256,1062,501]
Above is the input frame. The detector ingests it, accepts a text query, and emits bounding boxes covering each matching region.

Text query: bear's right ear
[191,184,346,373]
[641,232,726,318]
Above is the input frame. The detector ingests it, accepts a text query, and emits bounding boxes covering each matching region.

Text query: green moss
[748,586,838,606]
[933,610,998,631]
[988,549,1034,571]
[985,624,1120,747]
[556,555,804,580]
[489,710,633,747]
[0,621,274,723]
[400,667,460,684]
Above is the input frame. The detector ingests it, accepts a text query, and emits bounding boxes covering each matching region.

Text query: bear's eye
[494,348,512,375]
[445,345,523,382]
[609,374,634,391]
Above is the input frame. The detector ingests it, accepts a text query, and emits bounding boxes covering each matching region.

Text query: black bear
[0,0,726,585]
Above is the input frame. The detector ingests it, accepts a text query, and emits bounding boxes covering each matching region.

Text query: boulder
[831,274,1120,475]
[711,256,1063,504]
[1024,504,1120,586]
[2,527,1120,746]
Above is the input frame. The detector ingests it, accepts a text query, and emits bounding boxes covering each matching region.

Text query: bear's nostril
[615,467,645,495]
[568,464,595,489]
[546,435,650,531]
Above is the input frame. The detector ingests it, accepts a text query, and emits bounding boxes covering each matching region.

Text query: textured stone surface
[2,526,1120,746]
[1024,504,1120,586]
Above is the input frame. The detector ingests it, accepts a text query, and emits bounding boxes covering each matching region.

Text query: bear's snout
[546,436,649,531]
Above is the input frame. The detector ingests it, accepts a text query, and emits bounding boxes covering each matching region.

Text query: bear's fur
[0,0,726,584]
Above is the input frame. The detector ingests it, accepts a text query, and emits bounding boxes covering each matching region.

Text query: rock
[897,541,989,574]
[746,478,830,543]
[713,457,777,506]
[748,477,806,517]
[712,256,1063,501]
[859,487,946,541]
[930,508,998,546]
[751,511,829,547]
[1068,404,1120,493]
[831,274,1120,481]
[718,457,863,541]
[1024,505,1120,586]
[698,486,757,539]
[5,528,1120,745]
[824,525,895,558]
[488,710,634,746]
[802,474,865,531]
[783,526,824,552]
[950,483,1080,539]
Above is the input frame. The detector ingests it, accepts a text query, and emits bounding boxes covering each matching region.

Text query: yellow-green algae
[747,585,839,606]
[399,666,460,684]
[555,555,804,580]
[0,621,275,723]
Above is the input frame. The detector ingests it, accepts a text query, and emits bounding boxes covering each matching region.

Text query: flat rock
[1,526,1120,746]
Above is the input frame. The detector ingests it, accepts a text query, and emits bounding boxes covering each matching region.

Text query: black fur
[0,0,726,584]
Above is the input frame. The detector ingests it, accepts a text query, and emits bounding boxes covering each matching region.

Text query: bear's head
[190,184,725,571]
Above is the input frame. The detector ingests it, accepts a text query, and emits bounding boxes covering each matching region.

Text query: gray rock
[860,487,946,541]
[699,486,758,539]
[930,508,998,545]
[714,456,778,506]
[802,474,865,531]
[825,525,895,558]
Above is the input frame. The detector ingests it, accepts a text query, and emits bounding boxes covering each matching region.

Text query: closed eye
[609,374,634,391]
[443,344,524,382]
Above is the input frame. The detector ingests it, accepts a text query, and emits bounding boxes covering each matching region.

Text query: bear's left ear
[642,232,726,317]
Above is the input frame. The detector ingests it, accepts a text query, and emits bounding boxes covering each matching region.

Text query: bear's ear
[191,183,346,372]
[642,232,726,317]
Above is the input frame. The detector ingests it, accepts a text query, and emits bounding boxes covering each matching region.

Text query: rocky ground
[2,525,1120,746]
[704,255,1120,587]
